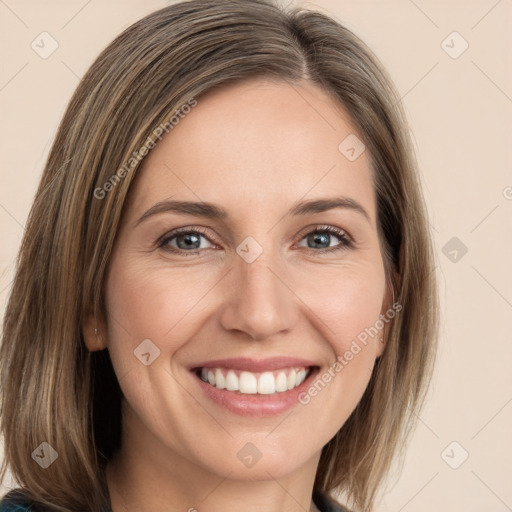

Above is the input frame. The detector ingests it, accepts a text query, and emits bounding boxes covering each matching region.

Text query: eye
[157,227,216,255]
[296,225,353,253]
[157,225,353,256]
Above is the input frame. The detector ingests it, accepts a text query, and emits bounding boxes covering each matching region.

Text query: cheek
[294,260,386,419]
[102,258,210,432]
[102,254,226,410]
[297,258,386,352]
[104,257,209,350]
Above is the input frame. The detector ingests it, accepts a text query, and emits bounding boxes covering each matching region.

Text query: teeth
[287,369,297,390]
[198,366,310,395]
[257,372,275,394]
[239,371,257,394]
[215,368,225,389]
[275,372,288,392]
[225,370,239,391]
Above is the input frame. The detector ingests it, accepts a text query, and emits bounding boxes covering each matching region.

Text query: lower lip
[191,368,319,417]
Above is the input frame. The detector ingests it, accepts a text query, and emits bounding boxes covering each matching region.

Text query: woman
[0,1,438,511]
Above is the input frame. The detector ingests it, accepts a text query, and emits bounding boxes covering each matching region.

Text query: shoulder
[313,488,352,512]
[0,489,38,512]
[0,490,111,512]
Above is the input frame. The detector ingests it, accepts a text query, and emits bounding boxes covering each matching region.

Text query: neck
[106,402,322,512]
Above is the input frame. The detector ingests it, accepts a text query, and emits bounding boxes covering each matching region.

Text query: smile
[189,357,319,416]
[197,367,310,395]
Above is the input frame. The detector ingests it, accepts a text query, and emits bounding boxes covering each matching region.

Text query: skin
[84,78,393,512]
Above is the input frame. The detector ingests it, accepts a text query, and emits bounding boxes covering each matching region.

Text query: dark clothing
[0,487,351,511]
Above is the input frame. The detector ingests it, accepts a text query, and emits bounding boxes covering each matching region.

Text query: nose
[219,246,299,341]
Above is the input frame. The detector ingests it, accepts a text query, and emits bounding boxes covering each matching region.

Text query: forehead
[126,78,376,225]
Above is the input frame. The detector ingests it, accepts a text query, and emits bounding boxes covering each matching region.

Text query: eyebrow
[135,195,371,226]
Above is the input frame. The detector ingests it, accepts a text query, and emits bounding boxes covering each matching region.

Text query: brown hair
[0,1,438,510]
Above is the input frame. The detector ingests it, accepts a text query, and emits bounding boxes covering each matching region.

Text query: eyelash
[156,225,353,256]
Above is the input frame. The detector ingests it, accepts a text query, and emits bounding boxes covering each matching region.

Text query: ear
[82,307,107,352]
[375,269,401,358]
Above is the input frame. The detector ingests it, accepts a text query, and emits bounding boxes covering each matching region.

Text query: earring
[94,327,98,336]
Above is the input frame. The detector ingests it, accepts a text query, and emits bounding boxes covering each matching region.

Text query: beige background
[1,0,511,510]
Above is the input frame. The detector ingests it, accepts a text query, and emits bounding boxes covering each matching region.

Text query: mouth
[189,357,319,416]
[194,366,311,395]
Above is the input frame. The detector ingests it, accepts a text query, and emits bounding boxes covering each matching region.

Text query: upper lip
[190,357,317,373]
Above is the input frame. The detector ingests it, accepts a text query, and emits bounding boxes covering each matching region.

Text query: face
[87,78,391,481]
